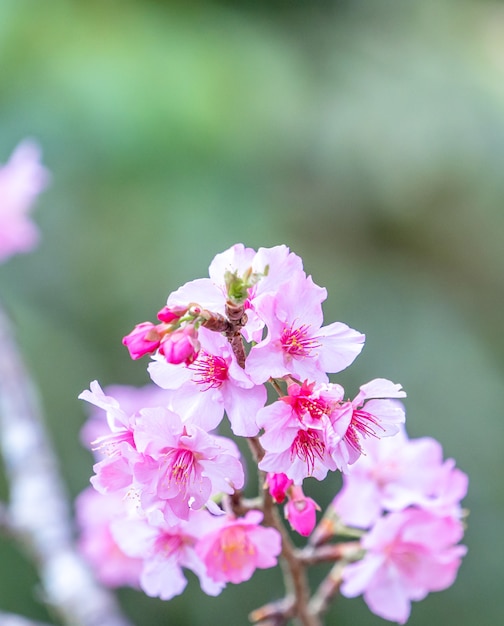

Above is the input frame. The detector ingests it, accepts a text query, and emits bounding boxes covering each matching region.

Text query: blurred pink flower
[111,509,225,600]
[341,508,467,623]
[196,510,282,584]
[0,139,49,262]
[75,487,142,589]
[333,426,468,528]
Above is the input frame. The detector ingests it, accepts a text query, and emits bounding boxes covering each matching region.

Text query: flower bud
[122,322,162,360]
[266,473,293,504]
[284,485,320,537]
[157,305,186,323]
[159,325,200,365]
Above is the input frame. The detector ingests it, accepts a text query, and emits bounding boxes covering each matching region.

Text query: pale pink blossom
[333,426,467,528]
[196,510,282,584]
[133,407,244,522]
[75,487,142,589]
[79,381,140,494]
[329,378,406,472]
[341,508,467,624]
[166,244,306,342]
[111,509,225,599]
[149,326,266,436]
[79,382,170,456]
[245,272,365,384]
[0,139,49,262]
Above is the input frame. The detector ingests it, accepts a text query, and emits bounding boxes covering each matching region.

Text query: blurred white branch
[0,304,133,626]
[0,613,54,626]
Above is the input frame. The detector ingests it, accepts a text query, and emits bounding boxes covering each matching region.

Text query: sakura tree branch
[0,304,133,626]
[308,561,346,619]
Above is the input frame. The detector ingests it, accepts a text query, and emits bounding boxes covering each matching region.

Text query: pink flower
[75,487,142,589]
[122,322,163,359]
[79,381,140,493]
[133,407,244,522]
[333,426,468,528]
[341,508,467,624]
[196,510,282,584]
[79,382,170,457]
[329,378,406,472]
[0,139,50,262]
[111,509,225,600]
[245,272,365,384]
[165,244,306,343]
[149,327,266,436]
[257,381,344,483]
[284,485,320,537]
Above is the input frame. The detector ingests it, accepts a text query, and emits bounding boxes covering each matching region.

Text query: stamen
[290,429,325,475]
[344,409,385,454]
[281,324,321,358]
[168,448,195,488]
[215,526,255,571]
[190,352,229,390]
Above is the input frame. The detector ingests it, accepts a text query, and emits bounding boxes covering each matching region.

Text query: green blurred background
[1,0,503,624]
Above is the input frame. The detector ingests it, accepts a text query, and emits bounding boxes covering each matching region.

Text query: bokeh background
[1,0,503,624]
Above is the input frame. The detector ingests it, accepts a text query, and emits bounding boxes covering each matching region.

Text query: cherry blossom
[341,508,467,624]
[245,272,365,384]
[329,378,406,472]
[75,487,142,589]
[149,326,266,436]
[133,407,244,522]
[76,243,467,623]
[0,139,50,263]
[195,510,282,584]
[111,509,225,599]
[333,426,468,528]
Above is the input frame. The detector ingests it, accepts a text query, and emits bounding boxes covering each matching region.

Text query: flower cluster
[77,244,467,623]
[0,140,49,263]
[333,426,468,623]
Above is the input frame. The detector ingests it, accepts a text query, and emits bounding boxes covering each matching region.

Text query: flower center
[280,324,320,358]
[216,526,255,571]
[344,409,384,454]
[290,429,325,474]
[168,448,196,488]
[191,352,229,389]
[155,533,184,557]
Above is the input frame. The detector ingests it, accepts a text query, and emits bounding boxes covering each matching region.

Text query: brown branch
[0,304,133,626]
[308,561,346,619]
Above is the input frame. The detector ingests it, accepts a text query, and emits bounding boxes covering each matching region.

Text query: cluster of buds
[77,244,467,624]
[122,304,203,365]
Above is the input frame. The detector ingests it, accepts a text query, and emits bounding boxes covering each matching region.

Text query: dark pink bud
[159,325,200,365]
[157,305,186,323]
[122,322,161,360]
[284,485,320,537]
[266,473,293,504]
